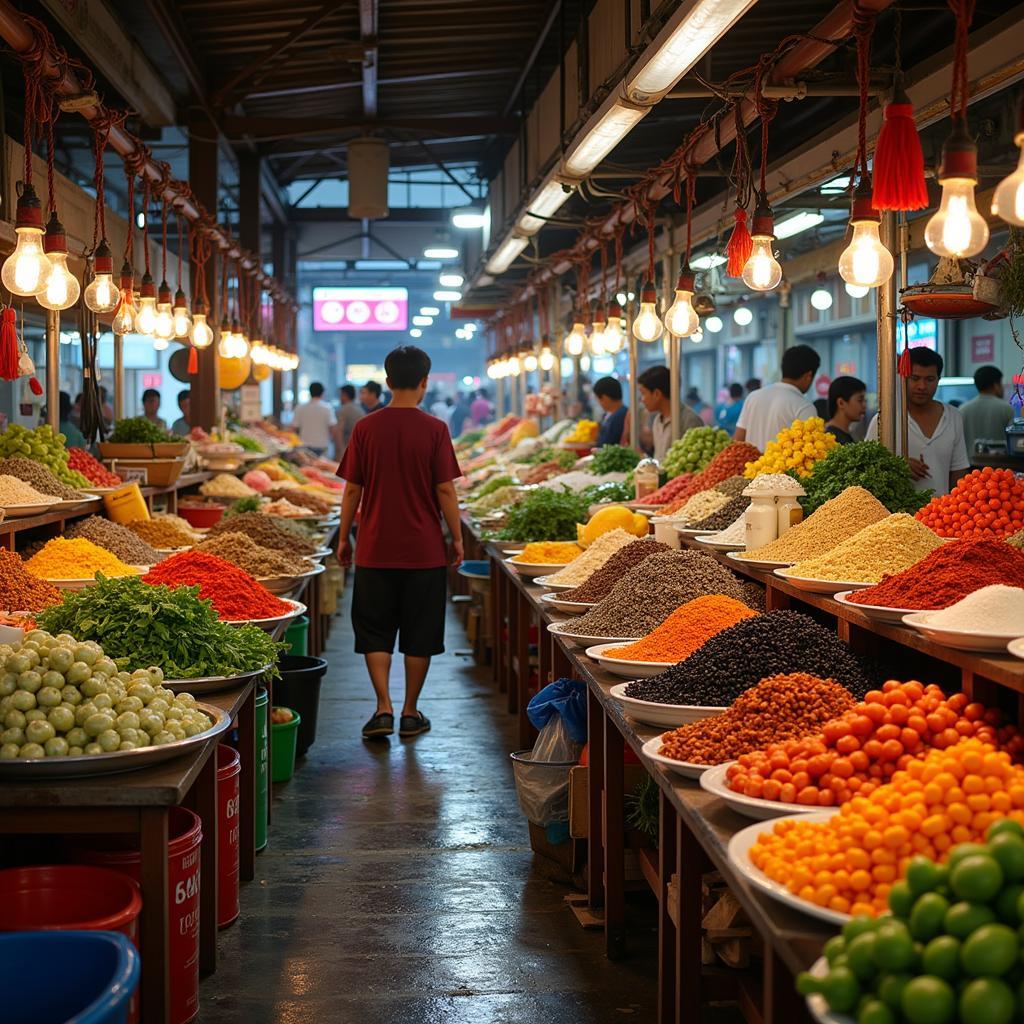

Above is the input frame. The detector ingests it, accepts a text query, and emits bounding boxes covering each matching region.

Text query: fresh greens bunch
[37,575,283,680]
[663,427,730,478]
[797,441,931,515]
[589,445,641,475]
[454,428,485,447]
[496,487,589,542]
[230,432,264,453]
[471,474,514,500]
[578,481,633,505]
[109,417,176,444]
[224,496,263,518]
[521,446,576,468]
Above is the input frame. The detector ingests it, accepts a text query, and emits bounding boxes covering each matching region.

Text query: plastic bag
[527,678,588,743]
[511,715,582,826]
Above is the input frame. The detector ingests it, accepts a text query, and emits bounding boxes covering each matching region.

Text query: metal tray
[257,563,324,595]
[161,663,273,693]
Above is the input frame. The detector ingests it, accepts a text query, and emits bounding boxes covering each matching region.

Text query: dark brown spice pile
[560,538,670,603]
[265,488,332,514]
[691,495,750,533]
[0,457,81,500]
[206,510,318,555]
[196,531,313,576]
[68,516,161,565]
[712,475,750,498]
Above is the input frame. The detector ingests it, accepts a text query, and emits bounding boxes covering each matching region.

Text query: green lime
[989,819,1024,841]
[996,884,1024,925]
[961,923,1019,977]
[911,893,952,942]
[907,857,945,896]
[889,881,915,920]
[844,916,879,943]
[876,973,911,1011]
[948,843,988,869]
[951,855,1005,903]
[945,901,997,939]
[822,966,862,1013]
[922,935,962,980]
[901,976,956,1024]
[824,935,847,964]
[847,932,880,981]
[873,920,916,972]
[989,833,1024,883]
[858,997,896,1024]
[959,977,1016,1024]
[796,972,821,996]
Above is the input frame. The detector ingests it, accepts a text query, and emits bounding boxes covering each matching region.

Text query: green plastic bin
[271,708,302,783]
[255,688,269,851]
[284,615,309,656]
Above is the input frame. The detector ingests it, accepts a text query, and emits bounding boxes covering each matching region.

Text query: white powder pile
[921,585,1024,633]
[705,512,747,545]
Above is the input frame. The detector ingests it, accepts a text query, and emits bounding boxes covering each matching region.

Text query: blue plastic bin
[0,930,140,1024]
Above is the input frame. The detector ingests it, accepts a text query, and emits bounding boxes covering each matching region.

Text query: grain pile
[196,532,313,576]
[127,517,197,549]
[778,513,945,584]
[657,488,731,525]
[0,547,61,610]
[704,512,748,545]
[558,550,757,638]
[544,528,637,586]
[0,475,61,504]
[738,486,889,563]
[265,488,332,514]
[714,475,751,498]
[200,473,257,498]
[207,511,318,555]
[0,457,81,500]
[916,585,1024,633]
[624,610,874,704]
[559,538,670,602]
[68,516,161,565]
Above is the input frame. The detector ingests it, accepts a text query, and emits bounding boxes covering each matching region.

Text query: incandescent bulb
[741,237,783,291]
[733,306,753,327]
[992,133,1024,227]
[2,185,52,297]
[154,303,174,341]
[810,287,833,311]
[845,282,870,299]
[925,121,989,259]
[564,321,587,356]
[839,221,894,288]
[191,312,213,348]
[507,354,521,377]
[704,315,723,333]
[664,267,699,338]
[631,281,663,342]
[690,327,704,344]
[602,301,624,353]
[111,264,137,334]
[523,353,539,372]
[134,274,158,336]
[36,214,79,311]
[172,291,192,338]
[153,336,169,352]
[539,346,555,372]
[85,241,119,314]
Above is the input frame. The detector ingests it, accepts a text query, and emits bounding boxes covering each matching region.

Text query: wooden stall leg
[658,790,679,1024]
[195,748,219,976]
[516,589,534,748]
[763,943,807,1024]
[491,555,504,689]
[676,816,708,1024]
[506,573,518,714]
[604,717,626,959]
[587,687,605,911]
[236,686,256,882]
[140,807,171,1024]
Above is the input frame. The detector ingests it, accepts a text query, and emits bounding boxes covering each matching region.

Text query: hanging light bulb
[37,213,81,311]
[631,281,663,342]
[704,315,723,333]
[153,336,169,352]
[506,353,521,377]
[84,240,120,314]
[993,105,1024,227]
[810,287,833,311]
[602,299,624,353]
[564,321,587,356]
[741,192,784,291]
[590,305,608,355]
[217,317,234,358]
[134,273,158,337]
[845,281,870,299]
[733,305,753,327]
[172,288,191,338]
[231,318,250,359]
[539,343,555,371]
[2,184,52,297]
[153,281,175,342]
[838,180,895,288]
[523,352,539,372]
[190,302,213,348]
[925,119,989,259]
[664,265,700,338]
[690,326,704,344]
[111,263,137,335]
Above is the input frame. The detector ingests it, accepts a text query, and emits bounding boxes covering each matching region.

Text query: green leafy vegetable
[471,474,514,500]
[108,417,176,444]
[521,446,577,468]
[455,428,485,446]
[496,487,589,542]
[230,432,264,453]
[224,496,262,517]
[589,445,642,474]
[577,481,633,505]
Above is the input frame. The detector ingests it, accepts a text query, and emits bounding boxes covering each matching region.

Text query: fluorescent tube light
[691,253,727,271]
[485,235,528,274]
[423,246,459,259]
[412,315,433,326]
[774,212,824,239]
[563,102,647,178]
[419,306,440,316]
[433,290,462,302]
[439,272,464,288]
[517,179,572,234]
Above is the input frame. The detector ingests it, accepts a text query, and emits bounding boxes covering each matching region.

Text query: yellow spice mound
[25,537,143,580]
[511,542,583,564]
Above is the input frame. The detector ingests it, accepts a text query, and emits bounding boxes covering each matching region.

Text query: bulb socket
[606,300,622,319]
[173,287,188,309]
[140,273,157,298]
[591,302,607,329]
[939,118,978,182]
[751,191,775,239]
[639,280,658,305]
[118,261,135,290]
[14,183,43,230]
[850,177,880,224]
[675,266,696,292]
[191,299,207,317]
[94,240,114,276]
[42,212,69,255]
[157,281,172,304]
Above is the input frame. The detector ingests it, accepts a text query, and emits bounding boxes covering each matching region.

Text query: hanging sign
[239,384,262,423]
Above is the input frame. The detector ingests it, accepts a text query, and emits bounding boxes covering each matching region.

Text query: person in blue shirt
[594,376,629,447]
[715,382,745,435]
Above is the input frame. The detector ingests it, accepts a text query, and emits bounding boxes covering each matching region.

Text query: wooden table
[0,679,255,1024]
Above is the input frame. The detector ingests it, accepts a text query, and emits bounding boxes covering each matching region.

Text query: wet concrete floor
[201,600,659,1022]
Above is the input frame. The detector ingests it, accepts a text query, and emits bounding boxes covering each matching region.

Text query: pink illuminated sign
[312,287,408,332]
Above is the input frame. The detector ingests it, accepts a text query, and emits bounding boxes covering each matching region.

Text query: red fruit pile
[915,466,1024,539]
[68,447,122,487]
[660,442,762,515]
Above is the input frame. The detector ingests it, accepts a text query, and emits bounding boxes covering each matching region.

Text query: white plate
[224,598,306,631]
[726,551,794,571]
[257,562,324,594]
[727,812,847,926]
[640,736,713,779]
[832,590,923,623]
[804,958,852,1024]
[700,762,822,820]
[61,493,103,507]
[586,644,672,678]
[694,535,745,552]
[629,503,666,513]
[673,525,711,536]
[308,547,333,562]
[546,622,640,648]
[774,570,872,596]
[46,566,148,590]
[1009,638,1024,661]
[608,683,727,727]
[902,612,1024,652]
[532,574,578,591]
[541,592,597,613]
[2,500,61,516]
[505,557,576,578]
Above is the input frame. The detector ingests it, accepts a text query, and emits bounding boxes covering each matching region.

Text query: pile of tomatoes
[915,466,1024,539]
[67,448,122,488]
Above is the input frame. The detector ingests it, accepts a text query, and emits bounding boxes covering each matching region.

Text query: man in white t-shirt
[734,345,820,452]
[291,382,336,456]
[866,348,970,497]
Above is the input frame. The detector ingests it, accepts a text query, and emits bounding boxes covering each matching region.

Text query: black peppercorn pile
[690,495,750,533]
[624,610,874,705]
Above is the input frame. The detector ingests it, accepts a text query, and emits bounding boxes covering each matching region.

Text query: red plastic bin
[217,743,241,928]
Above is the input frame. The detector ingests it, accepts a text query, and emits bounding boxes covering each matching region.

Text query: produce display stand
[0,678,256,1024]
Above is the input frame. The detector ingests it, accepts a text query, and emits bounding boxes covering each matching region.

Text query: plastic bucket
[74,807,203,1024]
[0,930,140,1024]
[271,708,302,782]
[256,687,269,851]
[274,654,327,757]
[284,614,309,656]
[216,744,241,929]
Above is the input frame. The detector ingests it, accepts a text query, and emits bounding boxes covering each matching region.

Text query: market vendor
[594,376,629,447]
[959,365,1014,453]
[734,345,819,451]
[637,365,703,461]
[824,376,867,444]
[866,348,970,496]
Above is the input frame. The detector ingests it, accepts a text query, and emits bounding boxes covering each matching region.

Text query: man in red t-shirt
[337,346,463,739]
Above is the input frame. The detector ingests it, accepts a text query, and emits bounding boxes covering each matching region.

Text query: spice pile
[738,486,889,563]
[511,542,582,564]
[263,498,313,518]
[0,548,60,610]
[916,466,1024,539]
[849,539,1024,610]
[690,495,750,533]
[1008,526,1024,548]
[703,512,747,545]
[207,511,319,555]
[0,475,61,505]
[0,457,82,500]
[560,538,671,602]
[778,513,945,584]
[605,595,757,663]
[657,673,856,765]
[658,443,762,514]
[196,532,312,577]
[265,488,332,514]
[25,538,143,580]
[68,448,122,487]
[145,551,293,621]
[200,473,257,499]
[625,610,874,705]
[127,517,197,549]
[544,529,637,586]
[559,551,756,638]
[67,516,161,566]
[915,585,1024,634]
[743,416,838,478]
[656,488,731,525]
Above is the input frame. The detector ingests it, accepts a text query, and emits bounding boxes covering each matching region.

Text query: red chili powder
[848,539,1024,610]
[144,551,292,621]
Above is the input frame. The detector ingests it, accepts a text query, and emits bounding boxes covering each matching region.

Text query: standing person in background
[715,383,745,435]
[334,384,364,459]
[430,392,453,426]
[637,365,703,461]
[745,378,762,394]
[448,393,471,438]
[470,388,492,426]
[866,348,970,496]
[686,387,714,425]
[360,381,383,414]
[734,345,819,451]
[57,392,87,449]
[337,346,463,740]
[292,382,335,456]
[141,388,167,431]
[824,376,867,444]
[959,365,1014,453]
[170,390,191,436]
[594,376,629,447]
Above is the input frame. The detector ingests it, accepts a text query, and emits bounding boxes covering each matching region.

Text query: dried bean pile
[197,531,312,576]
[68,516,161,566]
[206,510,318,555]
[690,495,750,533]
[625,610,874,704]
[265,488,332,514]
[559,550,757,638]
[559,538,670,603]
[0,457,81,500]
[127,517,197,549]
[656,673,856,765]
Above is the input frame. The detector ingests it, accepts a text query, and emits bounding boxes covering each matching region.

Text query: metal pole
[628,331,640,450]
[898,213,910,461]
[876,211,898,453]
[112,332,125,420]
[45,309,59,430]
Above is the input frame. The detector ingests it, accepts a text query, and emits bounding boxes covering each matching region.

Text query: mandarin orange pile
[726,680,1022,807]
[749,740,1024,917]
[915,466,1024,539]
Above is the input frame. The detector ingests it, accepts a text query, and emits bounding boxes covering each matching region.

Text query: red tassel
[28,376,42,396]
[188,345,198,375]
[897,347,913,378]
[0,309,18,381]
[872,84,928,212]
[725,208,753,277]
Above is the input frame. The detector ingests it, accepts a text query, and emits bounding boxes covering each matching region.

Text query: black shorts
[351,566,448,657]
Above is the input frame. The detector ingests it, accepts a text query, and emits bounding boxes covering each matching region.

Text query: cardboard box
[569,764,648,839]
